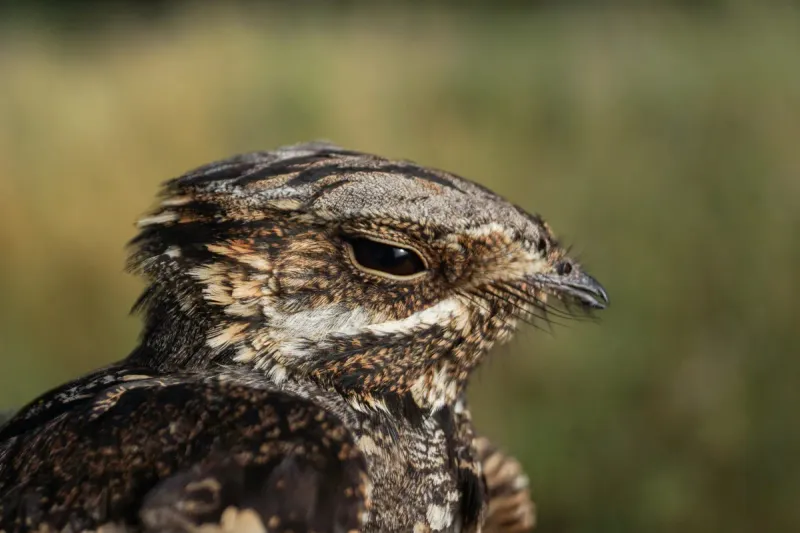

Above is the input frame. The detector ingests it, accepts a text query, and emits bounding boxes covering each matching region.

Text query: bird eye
[536,237,548,254]
[345,237,427,278]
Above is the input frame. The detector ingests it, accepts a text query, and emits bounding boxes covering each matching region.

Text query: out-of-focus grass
[1,5,799,532]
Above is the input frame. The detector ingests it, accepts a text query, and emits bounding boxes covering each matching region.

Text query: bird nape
[0,142,608,533]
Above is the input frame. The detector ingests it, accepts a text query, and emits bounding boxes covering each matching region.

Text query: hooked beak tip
[535,271,610,310]
[567,273,609,309]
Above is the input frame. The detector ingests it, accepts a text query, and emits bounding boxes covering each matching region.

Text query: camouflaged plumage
[0,142,607,533]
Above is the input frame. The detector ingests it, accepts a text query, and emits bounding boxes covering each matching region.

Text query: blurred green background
[1,2,798,532]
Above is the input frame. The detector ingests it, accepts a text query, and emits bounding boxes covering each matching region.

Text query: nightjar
[0,142,608,533]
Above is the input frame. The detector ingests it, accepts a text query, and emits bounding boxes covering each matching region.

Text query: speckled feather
[0,142,608,532]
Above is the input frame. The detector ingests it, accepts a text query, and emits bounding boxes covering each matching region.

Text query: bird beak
[531,268,610,310]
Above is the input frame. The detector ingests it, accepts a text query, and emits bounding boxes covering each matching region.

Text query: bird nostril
[557,261,573,276]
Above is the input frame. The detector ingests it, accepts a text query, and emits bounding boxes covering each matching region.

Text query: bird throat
[126,278,504,422]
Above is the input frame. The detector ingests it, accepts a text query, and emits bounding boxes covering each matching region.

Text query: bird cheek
[442,260,468,285]
[436,248,474,285]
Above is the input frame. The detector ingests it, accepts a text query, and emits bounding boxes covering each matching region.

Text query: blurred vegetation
[1,3,799,532]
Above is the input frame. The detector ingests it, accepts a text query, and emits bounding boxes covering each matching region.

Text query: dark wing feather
[0,378,368,533]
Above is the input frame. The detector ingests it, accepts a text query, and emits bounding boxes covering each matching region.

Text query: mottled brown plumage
[0,142,608,532]
[476,438,535,533]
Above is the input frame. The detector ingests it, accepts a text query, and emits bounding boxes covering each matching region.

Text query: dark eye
[536,237,548,253]
[345,237,427,278]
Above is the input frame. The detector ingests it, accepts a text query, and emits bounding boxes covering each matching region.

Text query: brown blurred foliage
[0,4,798,532]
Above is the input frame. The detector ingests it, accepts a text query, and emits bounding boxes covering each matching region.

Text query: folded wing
[0,377,369,533]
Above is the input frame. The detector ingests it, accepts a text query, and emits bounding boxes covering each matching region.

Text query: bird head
[129,142,608,415]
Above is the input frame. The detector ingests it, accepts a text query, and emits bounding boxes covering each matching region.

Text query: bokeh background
[1,1,798,531]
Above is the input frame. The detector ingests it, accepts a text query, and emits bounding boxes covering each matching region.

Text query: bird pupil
[348,237,426,277]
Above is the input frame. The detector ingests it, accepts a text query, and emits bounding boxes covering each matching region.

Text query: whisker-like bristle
[484,285,572,329]
[458,289,552,335]
[499,282,596,323]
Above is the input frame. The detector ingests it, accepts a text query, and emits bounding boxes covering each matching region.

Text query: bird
[0,142,608,533]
